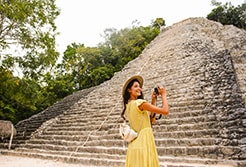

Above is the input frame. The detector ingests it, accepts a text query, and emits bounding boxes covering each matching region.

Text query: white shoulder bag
[119,113,144,142]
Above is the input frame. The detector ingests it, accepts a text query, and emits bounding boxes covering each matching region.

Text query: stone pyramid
[1,17,246,167]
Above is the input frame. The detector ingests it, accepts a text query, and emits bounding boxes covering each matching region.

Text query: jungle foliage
[207,0,246,30]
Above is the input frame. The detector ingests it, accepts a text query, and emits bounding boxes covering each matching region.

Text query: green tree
[42,72,75,101]
[0,67,42,124]
[0,0,60,79]
[100,23,160,71]
[57,43,104,89]
[207,1,246,30]
[152,18,166,29]
[0,0,61,123]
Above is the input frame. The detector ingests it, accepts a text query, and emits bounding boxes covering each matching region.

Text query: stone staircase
[2,87,97,148]
[1,18,246,167]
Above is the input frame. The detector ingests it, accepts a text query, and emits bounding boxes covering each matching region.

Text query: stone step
[57,116,119,125]
[41,129,107,136]
[58,114,119,122]
[30,132,121,143]
[15,121,45,129]
[158,156,240,167]
[24,138,123,147]
[153,121,217,132]
[158,115,216,125]
[14,147,126,160]
[154,129,219,138]
[44,122,117,132]
[49,119,119,128]
[16,144,125,155]
[155,138,219,147]
[157,145,242,159]
[64,109,121,117]
[43,125,110,134]
[76,101,116,109]
[166,108,211,118]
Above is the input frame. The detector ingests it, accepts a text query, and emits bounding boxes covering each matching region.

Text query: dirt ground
[0,154,89,167]
[1,154,239,167]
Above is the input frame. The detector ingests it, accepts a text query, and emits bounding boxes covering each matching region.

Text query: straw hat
[122,75,144,97]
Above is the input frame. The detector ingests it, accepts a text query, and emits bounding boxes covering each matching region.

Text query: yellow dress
[125,99,159,167]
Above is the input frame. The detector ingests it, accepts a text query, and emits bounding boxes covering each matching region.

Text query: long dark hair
[121,79,144,120]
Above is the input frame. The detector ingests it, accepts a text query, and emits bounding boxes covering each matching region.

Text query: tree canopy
[207,0,246,30]
[0,0,60,80]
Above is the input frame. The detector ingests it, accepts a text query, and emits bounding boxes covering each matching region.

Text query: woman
[121,75,169,167]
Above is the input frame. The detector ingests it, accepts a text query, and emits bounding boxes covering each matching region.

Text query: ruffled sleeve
[126,99,147,120]
[134,99,147,114]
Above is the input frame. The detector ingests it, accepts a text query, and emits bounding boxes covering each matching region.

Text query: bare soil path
[0,154,89,167]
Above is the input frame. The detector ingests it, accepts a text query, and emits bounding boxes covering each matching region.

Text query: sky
[55,0,245,55]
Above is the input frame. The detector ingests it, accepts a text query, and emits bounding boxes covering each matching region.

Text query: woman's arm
[139,86,169,115]
[150,89,158,124]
